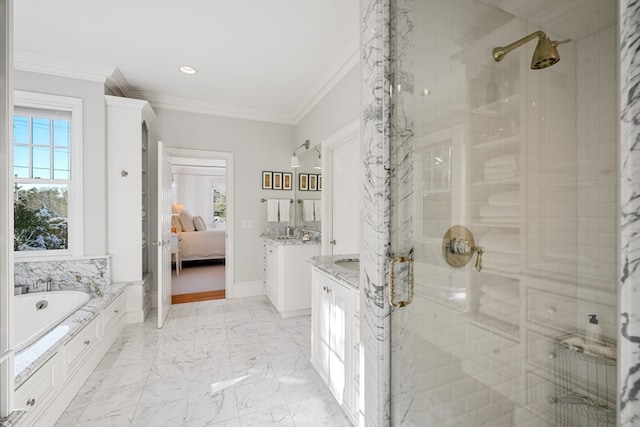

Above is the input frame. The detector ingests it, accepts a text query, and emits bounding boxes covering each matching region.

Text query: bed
[179,226,226,263]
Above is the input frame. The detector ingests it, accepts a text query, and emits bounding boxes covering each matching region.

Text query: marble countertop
[307,254,360,291]
[261,235,321,246]
[13,281,130,388]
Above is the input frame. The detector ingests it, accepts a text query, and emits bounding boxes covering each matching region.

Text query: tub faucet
[84,278,103,297]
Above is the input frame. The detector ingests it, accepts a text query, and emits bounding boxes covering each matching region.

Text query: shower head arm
[492,30,546,62]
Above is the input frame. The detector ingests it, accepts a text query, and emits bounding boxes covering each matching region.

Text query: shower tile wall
[387,1,618,426]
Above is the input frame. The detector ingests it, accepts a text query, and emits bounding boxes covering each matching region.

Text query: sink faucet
[45,276,53,292]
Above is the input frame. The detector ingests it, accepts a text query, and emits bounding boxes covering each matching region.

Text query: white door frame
[320,119,360,255]
[164,147,234,297]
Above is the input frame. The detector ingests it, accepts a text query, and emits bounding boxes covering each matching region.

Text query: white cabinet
[262,241,320,318]
[15,354,62,427]
[106,95,156,284]
[311,267,359,425]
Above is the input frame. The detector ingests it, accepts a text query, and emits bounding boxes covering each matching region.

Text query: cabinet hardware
[26,398,35,406]
[84,339,90,345]
[114,309,119,314]
[330,239,336,245]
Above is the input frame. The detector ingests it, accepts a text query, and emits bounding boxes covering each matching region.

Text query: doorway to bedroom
[169,154,229,304]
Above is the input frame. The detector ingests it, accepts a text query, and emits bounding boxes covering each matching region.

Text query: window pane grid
[13,115,71,179]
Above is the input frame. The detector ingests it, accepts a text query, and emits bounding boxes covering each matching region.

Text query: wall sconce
[314,147,322,170]
[290,139,310,168]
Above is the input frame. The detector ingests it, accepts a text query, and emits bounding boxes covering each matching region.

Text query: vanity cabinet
[311,267,359,425]
[262,240,320,318]
[14,353,62,427]
[106,95,156,286]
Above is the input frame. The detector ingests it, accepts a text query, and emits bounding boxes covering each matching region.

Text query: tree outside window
[213,188,226,223]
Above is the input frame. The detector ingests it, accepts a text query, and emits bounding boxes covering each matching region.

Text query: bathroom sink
[335,259,360,271]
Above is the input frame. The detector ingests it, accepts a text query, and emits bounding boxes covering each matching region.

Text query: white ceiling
[13,0,360,124]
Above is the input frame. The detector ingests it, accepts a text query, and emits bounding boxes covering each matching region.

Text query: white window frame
[13,90,83,259]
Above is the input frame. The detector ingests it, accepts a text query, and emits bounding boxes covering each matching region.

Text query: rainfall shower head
[492,31,571,70]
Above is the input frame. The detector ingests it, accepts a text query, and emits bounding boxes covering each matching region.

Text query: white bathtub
[14,291,90,352]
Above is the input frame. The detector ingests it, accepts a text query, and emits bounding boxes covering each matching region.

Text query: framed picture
[273,172,283,190]
[299,173,308,191]
[318,174,322,191]
[283,173,292,190]
[309,174,317,191]
[262,171,272,189]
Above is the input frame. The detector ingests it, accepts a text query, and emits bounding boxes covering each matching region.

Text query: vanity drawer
[15,354,60,425]
[103,293,125,333]
[64,316,100,372]
[527,288,576,331]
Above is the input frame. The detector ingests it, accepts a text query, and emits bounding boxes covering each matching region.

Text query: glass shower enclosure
[389,1,618,425]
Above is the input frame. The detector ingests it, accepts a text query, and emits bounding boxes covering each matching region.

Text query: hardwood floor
[171,290,226,304]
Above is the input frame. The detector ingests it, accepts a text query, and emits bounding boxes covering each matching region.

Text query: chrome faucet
[45,276,53,292]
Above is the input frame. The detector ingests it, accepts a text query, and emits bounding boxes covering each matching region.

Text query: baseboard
[228,280,264,298]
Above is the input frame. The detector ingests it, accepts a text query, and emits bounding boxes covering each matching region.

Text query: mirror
[294,145,322,230]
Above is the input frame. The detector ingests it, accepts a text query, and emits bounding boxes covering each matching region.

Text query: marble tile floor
[54,296,351,427]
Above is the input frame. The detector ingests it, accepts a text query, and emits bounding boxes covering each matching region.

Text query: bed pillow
[171,214,183,232]
[179,210,196,232]
[193,215,207,231]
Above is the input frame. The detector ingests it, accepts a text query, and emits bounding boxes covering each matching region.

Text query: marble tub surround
[14,256,111,292]
[13,281,128,388]
[308,254,359,290]
[0,410,25,427]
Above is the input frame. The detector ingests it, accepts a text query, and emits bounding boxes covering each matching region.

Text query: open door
[157,141,172,328]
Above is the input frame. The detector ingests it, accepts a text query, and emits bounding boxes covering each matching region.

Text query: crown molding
[105,67,132,98]
[290,35,360,124]
[15,35,361,126]
[132,90,297,125]
[14,50,115,83]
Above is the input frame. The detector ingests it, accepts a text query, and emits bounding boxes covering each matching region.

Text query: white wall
[14,70,107,256]
[149,110,294,284]
[150,64,361,288]
[294,64,361,148]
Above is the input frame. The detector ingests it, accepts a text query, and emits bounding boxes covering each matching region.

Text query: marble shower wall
[14,257,111,293]
[619,0,640,424]
[361,0,392,426]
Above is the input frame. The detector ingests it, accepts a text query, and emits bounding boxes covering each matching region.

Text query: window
[212,187,226,223]
[13,91,83,257]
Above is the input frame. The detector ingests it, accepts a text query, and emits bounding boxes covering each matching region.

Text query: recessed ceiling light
[179,65,197,75]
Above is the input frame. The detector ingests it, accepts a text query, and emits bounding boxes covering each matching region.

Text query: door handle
[388,256,414,308]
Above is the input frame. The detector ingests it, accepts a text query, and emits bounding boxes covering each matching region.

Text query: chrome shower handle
[388,256,414,308]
